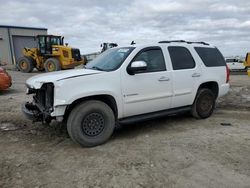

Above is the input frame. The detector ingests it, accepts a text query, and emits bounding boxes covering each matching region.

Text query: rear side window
[168,46,195,70]
[195,47,226,67]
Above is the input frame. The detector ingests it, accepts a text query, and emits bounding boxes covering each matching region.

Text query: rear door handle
[158,76,170,81]
[192,73,201,77]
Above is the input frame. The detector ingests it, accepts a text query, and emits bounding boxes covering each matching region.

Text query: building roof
[0,25,47,31]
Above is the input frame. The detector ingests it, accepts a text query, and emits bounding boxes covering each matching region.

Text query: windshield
[51,37,61,45]
[86,47,135,71]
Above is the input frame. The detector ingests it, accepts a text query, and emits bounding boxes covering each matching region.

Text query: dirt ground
[0,70,250,188]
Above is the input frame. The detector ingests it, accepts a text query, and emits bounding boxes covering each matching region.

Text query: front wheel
[44,58,61,72]
[67,100,115,147]
[191,88,215,119]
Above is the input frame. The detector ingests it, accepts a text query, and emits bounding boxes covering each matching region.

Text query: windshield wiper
[90,66,105,71]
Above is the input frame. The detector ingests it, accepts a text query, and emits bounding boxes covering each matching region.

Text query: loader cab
[101,43,118,53]
[36,35,64,55]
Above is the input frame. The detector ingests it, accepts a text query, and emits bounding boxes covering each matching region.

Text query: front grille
[71,48,82,61]
[35,88,46,107]
[33,83,54,114]
[63,50,69,58]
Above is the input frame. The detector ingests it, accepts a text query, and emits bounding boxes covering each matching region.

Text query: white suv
[23,41,230,147]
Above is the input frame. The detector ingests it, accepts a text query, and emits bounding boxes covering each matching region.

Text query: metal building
[0,25,47,65]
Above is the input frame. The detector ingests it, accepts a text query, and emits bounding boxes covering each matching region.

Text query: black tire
[191,88,215,119]
[67,100,115,147]
[16,56,35,73]
[44,58,61,72]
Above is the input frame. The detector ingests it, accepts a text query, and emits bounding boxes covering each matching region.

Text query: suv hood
[26,69,102,89]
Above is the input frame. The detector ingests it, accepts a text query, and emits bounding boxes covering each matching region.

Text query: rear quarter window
[195,47,226,67]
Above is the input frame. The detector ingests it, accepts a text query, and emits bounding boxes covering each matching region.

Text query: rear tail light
[226,64,230,83]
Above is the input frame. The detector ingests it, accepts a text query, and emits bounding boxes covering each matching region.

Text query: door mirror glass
[128,61,147,75]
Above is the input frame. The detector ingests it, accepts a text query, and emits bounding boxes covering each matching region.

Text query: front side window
[86,47,135,71]
[38,36,45,53]
[168,46,195,70]
[39,37,45,46]
[132,47,166,73]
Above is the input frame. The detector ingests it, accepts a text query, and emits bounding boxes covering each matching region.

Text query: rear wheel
[67,100,115,147]
[16,56,34,73]
[44,58,61,72]
[191,88,215,119]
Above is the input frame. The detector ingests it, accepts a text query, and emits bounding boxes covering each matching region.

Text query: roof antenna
[131,41,136,45]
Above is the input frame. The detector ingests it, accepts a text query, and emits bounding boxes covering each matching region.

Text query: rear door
[168,46,201,108]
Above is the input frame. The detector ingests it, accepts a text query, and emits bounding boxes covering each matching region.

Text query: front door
[121,47,173,117]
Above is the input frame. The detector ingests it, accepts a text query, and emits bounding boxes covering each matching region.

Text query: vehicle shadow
[0,88,19,95]
[112,113,192,140]
[5,113,192,144]
[0,89,14,95]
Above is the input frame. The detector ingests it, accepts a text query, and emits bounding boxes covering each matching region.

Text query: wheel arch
[64,94,118,121]
[197,81,219,99]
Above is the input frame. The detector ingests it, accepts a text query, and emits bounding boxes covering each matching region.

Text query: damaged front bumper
[22,101,53,123]
[22,102,42,121]
[22,83,54,123]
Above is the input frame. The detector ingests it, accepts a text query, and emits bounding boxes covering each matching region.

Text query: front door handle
[158,76,170,81]
[192,73,201,77]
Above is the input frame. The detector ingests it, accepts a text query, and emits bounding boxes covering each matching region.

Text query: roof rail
[158,40,209,45]
[186,41,209,45]
[159,40,186,43]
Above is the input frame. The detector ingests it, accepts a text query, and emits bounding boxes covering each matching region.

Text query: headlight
[26,87,36,94]
[52,47,59,51]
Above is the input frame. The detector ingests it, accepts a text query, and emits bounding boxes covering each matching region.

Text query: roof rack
[187,41,209,45]
[159,40,186,43]
[158,40,209,46]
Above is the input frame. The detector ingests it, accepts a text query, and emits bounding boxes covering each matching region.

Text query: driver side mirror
[127,61,147,75]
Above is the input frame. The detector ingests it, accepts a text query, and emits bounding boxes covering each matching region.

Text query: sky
[0,0,250,56]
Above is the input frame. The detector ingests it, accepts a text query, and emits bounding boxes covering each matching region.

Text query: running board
[119,106,191,124]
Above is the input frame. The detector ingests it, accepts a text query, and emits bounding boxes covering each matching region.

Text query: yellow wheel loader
[244,52,250,77]
[17,35,86,73]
